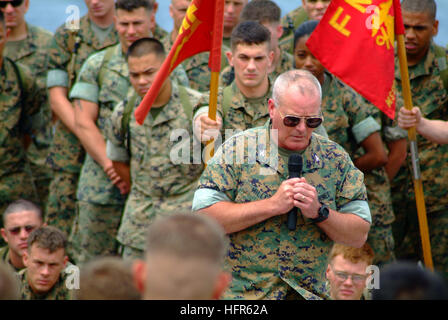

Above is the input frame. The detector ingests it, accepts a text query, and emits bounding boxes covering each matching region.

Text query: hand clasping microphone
[287,153,302,231]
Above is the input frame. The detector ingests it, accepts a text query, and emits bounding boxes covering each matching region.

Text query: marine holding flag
[387,0,448,280]
[135,0,224,124]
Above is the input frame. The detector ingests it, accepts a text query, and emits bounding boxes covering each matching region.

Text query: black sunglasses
[278,109,323,128]
[0,0,24,8]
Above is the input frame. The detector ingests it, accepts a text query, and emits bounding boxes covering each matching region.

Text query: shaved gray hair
[3,199,42,225]
[272,69,322,109]
[401,0,437,21]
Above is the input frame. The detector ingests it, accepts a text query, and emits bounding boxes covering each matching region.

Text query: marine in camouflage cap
[45,0,118,236]
[106,38,204,260]
[192,70,371,300]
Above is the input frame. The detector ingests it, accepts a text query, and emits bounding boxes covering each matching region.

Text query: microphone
[287,153,302,231]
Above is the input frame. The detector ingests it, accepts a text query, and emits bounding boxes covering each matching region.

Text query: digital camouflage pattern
[68,43,130,263]
[388,43,448,278]
[194,80,272,135]
[182,50,230,93]
[196,121,368,299]
[279,6,308,55]
[70,43,129,205]
[0,59,40,217]
[4,24,54,209]
[45,15,118,233]
[153,23,168,41]
[0,246,22,272]
[46,14,119,174]
[69,202,123,263]
[107,83,204,255]
[219,49,294,87]
[17,268,74,300]
[319,72,395,265]
[44,172,79,238]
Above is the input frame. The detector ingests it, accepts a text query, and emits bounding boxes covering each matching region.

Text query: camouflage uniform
[0,59,40,222]
[17,268,74,300]
[219,49,294,87]
[68,43,130,264]
[192,121,370,299]
[320,72,396,266]
[279,6,308,55]
[194,80,273,136]
[45,15,119,236]
[193,80,327,141]
[182,50,229,92]
[153,23,168,41]
[4,24,54,211]
[0,246,22,272]
[106,83,204,259]
[388,43,448,278]
[160,33,227,91]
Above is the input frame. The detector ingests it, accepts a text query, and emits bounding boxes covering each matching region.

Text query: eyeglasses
[8,225,37,235]
[330,265,368,284]
[277,109,323,129]
[0,0,24,9]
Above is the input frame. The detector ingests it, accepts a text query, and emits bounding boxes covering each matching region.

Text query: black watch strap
[311,204,329,223]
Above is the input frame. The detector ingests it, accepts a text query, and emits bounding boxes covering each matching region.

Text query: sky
[26,0,447,47]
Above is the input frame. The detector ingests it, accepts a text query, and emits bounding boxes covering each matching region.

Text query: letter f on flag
[306,0,405,120]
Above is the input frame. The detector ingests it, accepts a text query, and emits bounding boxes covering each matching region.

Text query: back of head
[3,199,42,226]
[126,37,165,60]
[372,262,448,300]
[240,0,281,24]
[27,226,67,254]
[77,257,141,300]
[328,242,375,266]
[293,20,318,51]
[230,21,271,51]
[0,262,18,300]
[401,0,437,20]
[115,0,154,12]
[144,213,228,299]
[272,69,322,107]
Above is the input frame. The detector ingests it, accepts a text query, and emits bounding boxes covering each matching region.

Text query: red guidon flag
[134,0,224,124]
[306,0,405,119]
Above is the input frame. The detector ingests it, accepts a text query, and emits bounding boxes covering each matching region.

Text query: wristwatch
[310,204,329,223]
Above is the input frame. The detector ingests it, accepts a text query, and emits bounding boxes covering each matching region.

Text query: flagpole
[204,0,225,164]
[396,33,434,271]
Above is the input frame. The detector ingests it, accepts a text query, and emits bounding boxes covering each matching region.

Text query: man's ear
[0,228,8,243]
[211,272,232,300]
[325,263,331,280]
[276,24,284,40]
[63,255,69,268]
[22,250,29,267]
[225,51,234,67]
[132,260,146,295]
[432,19,439,37]
[153,1,159,14]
